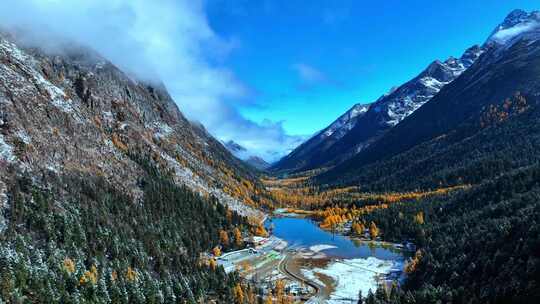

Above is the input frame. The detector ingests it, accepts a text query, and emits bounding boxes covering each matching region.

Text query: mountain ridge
[272,44,483,173]
[318,9,540,186]
[0,32,263,219]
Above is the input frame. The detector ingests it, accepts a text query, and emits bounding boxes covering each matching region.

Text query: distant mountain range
[272,34,486,173]
[223,140,271,170]
[317,9,540,188]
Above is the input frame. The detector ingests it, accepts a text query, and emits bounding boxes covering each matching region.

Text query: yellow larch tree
[369,221,380,240]
[220,230,230,247]
[234,227,243,247]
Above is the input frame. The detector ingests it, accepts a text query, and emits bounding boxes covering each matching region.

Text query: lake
[267,216,402,260]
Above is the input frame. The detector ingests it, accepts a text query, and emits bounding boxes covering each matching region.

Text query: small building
[244,236,268,247]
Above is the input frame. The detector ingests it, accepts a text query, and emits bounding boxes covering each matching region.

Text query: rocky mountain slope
[272,43,483,173]
[0,32,263,221]
[318,9,540,187]
[0,30,269,303]
[245,156,270,170]
[271,103,370,172]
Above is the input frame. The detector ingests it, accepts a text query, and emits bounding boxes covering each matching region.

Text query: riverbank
[214,211,407,303]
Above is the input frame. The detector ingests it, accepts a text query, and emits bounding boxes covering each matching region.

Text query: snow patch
[33,72,75,113]
[323,104,370,138]
[301,269,324,286]
[315,257,402,303]
[309,244,337,252]
[0,180,8,233]
[0,134,15,162]
[152,122,174,139]
[490,21,539,44]
[15,129,31,144]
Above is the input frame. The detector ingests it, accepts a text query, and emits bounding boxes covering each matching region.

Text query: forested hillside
[358,164,540,303]
[0,156,250,303]
[319,92,540,192]
[301,12,540,303]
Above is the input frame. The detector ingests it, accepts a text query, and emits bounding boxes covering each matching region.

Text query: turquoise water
[267,216,402,260]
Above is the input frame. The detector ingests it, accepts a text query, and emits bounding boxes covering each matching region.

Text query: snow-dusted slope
[319,9,540,185]
[322,103,371,138]
[486,9,540,46]
[369,45,484,128]
[272,44,483,173]
[0,32,263,219]
[271,103,371,172]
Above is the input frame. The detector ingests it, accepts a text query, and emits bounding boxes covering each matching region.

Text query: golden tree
[264,292,273,304]
[369,221,380,240]
[126,267,137,282]
[220,230,230,247]
[208,258,217,270]
[233,283,245,304]
[234,227,243,247]
[352,222,365,236]
[414,212,424,225]
[63,258,75,274]
[212,246,222,257]
[254,224,268,237]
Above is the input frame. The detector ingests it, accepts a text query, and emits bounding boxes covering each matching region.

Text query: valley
[216,208,407,303]
[1,5,540,304]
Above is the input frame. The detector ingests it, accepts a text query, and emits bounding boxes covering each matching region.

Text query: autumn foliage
[405,250,423,273]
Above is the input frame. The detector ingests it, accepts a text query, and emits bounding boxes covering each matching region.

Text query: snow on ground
[301,269,324,286]
[314,257,402,303]
[0,134,15,162]
[309,244,337,252]
[151,121,174,139]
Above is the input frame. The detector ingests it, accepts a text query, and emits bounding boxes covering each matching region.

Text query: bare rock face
[0,33,262,219]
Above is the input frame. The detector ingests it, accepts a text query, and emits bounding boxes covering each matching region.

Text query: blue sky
[207,0,539,136]
[4,0,537,161]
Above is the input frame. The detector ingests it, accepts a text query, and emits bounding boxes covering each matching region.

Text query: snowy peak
[272,41,484,173]
[487,10,540,45]
[382,43,484,127]
[499,9,537,30]
[322,103,371,138]
[460,45,484,67]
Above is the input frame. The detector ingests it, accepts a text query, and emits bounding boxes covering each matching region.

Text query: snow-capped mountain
[270,103,371,172]
[322,103,371,138]
[486,9,540,46]
[383,45,484,126]
[320,9,540,186]
[272,44,483,173]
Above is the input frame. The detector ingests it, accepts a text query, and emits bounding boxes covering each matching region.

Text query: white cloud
[0,0,302,162]
[292,63,328,84]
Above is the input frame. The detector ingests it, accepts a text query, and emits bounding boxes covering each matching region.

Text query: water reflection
[267,216,402,260]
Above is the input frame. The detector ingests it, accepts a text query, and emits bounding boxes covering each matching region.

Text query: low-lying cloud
[0,0,302,162]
